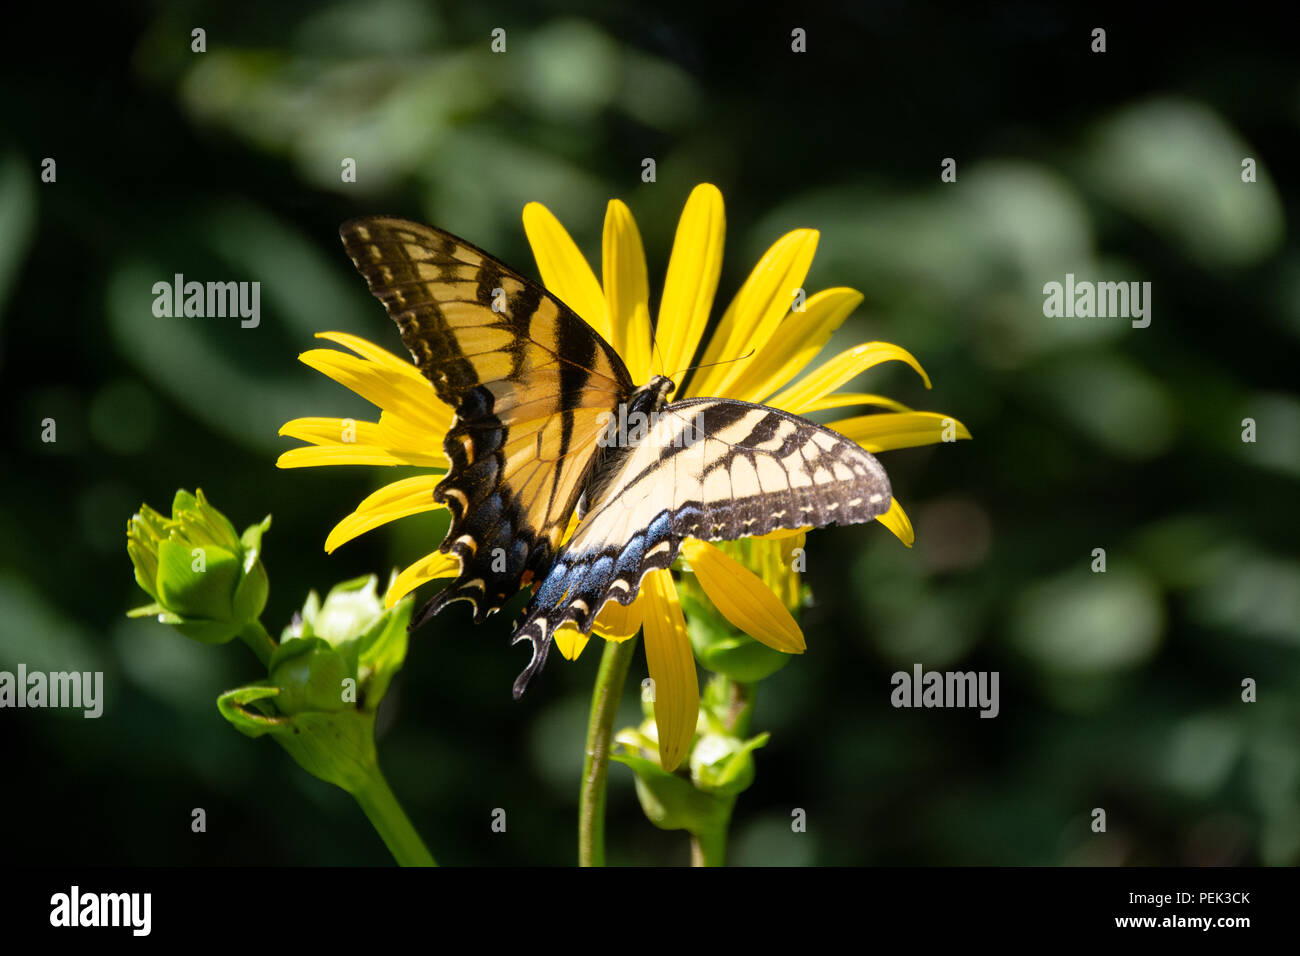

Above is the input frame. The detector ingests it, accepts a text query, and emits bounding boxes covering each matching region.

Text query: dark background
[2,2,1297,865]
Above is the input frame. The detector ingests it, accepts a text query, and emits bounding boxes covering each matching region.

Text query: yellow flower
[278,184,969,771]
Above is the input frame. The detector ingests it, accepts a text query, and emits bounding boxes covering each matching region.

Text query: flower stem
[578,635,639,867]
[352,766,437,867]
[237,619,276,668]
[690,829,727,867]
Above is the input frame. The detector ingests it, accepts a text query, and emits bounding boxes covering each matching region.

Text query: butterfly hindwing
[509,397,892,696]
[340,217,635,621]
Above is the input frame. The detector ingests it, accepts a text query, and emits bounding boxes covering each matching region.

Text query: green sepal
[216,684,284,738]
[692,731,770,796]
[267,636,355,714]
[230,515,272,622]
[173,488,241,552]
[156,538,240,621]
[612,753,734,836]
[681,589,791,683]
[355,595,411,706]
[126,602,165,618]
[170,616,244,645]
[269,709,380,793]
[217,682,378,792]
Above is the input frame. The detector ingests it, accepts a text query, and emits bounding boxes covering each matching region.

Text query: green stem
[690,829,727,867]
[238,619,276,668]
[352,766,437,867]
[725,679,754,736]
[685,679,752,868]
[578,636,639,867]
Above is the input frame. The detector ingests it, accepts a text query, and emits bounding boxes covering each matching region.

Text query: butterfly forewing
[339,217,635,623]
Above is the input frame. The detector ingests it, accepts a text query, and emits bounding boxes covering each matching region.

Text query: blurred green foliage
[1,2,1297,865]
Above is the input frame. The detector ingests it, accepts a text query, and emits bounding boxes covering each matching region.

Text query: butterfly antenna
[669,348,756,383]
[651,330,665,377]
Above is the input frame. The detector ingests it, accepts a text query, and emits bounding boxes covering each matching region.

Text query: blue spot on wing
[533,560,572,608]
[647,510,671,544]
[613,532,645,583]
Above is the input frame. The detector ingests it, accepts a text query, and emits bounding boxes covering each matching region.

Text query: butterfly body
[340,216,893,697]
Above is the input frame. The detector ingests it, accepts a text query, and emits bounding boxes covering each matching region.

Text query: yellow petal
[723,288,863,401]
[299,347,451,432]
[591,592,645,641]
[279,416,385,446]
[375,410,449,468]
[551,586,647,661]
[752,533,805,612]
[324,475,444,553]
[797,391,912,414]
[279,415,447,468]
[680,539,805,653]
[876,497,914,548]
[314,331,432,384]
[602,199,653,383]
[553,625,590,661]
[641,570,698,771]
[690,229,819,397]
[523,201,611,342]
[275,445,418,468]
[830,412,972,453]
[655,184,724,379]
[750,526,812,541]
[385,550,462,607]
[768,342,932,415]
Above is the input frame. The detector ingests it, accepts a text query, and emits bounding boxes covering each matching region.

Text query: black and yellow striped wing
[509,398,892,696]
[340,217,635,624]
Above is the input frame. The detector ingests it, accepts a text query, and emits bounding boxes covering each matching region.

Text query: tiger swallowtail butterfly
[339,217,892,698]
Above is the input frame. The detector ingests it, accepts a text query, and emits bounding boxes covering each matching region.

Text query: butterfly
[340,216,893,698]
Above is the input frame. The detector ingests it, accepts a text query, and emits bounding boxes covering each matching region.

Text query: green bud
[614,674,769,844]
[126,489,271,645]
[217,576,412,793]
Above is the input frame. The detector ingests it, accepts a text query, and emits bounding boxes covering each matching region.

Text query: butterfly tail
[510,618,554,700]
